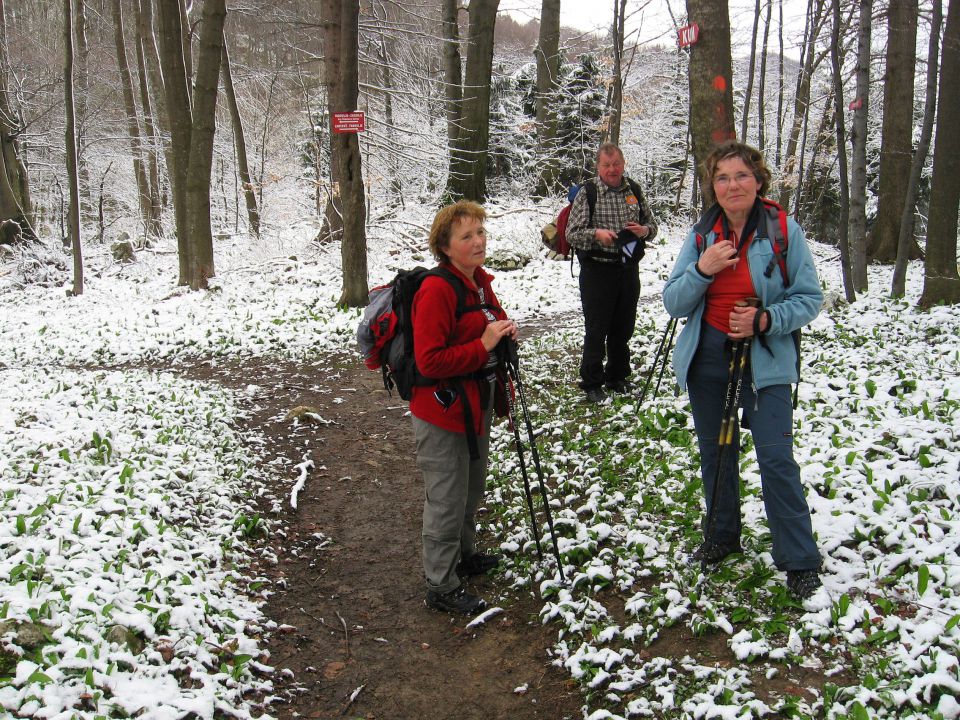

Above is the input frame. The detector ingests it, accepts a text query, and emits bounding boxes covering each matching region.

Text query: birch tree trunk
[919,0,960,307]
[892,0,941,297]
[848,0,872,291]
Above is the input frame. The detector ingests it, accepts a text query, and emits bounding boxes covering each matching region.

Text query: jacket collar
[440,262,493,290]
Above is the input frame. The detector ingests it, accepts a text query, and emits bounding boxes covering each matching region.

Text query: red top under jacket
[410,263,509,435]
[704,216,757,334]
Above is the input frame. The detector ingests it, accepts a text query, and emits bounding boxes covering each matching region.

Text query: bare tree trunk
[318,0,343,244]
[757,0,772,153]
[868,0,920,263]
[919,0,960,307]
[134,23,163,240]
[893,0,941,297]
[778,0,826,212]
[446,0,500,202]
[157,0,194,284]
[64,0,83,295]
[221,33,260,237]
[830,0,855,303]
[73,0,90,215]
[848,0,871,292]
[184,0,226,289]
[776,0,784,164]
[606,0,627,145]
[686,0,736,205]
[535,0,561,196]
[741,0,762,141]
[111,0,153,238]
[330,0,367,308]
[179,0,193,83]
[0,0,36,238]
[442,0,463,149]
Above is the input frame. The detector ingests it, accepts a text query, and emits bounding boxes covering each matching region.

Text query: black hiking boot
[692,538,743,568]
[604,379,634,394]
[786,569,822,599]
[425,586,487,616]
[584,387,607,404]
[457,552,501,577]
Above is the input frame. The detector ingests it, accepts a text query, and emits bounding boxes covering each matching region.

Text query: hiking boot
[584,387,607,403]
[692,538,743,567]
[786,569,822,599]
[425,585,487,616]
[605,379,633,394]
[457,551,501,577]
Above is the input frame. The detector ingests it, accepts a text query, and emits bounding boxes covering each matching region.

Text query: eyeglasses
[713,172,756,187]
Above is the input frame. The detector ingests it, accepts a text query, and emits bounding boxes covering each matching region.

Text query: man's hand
[595,228,617,246]
[625,222,649,238]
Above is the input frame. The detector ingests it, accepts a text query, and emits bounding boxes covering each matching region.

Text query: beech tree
[446,0,500,202]
[686,0,735,205]
[868,0,919,263]
[0,0,35,238]
[221,32,260,238]
[64,0,83,295]
[156,0,227,289]
[848,0,871,292]
[919,0,960,307]
[535,0,561,196]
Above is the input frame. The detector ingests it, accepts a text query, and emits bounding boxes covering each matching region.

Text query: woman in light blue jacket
[663,141,823,599]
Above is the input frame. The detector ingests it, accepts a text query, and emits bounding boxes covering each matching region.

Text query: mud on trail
[183,355,582,720]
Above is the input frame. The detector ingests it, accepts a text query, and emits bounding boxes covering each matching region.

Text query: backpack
[541,185,580,260]
[694,198,802,406]
[356,266,495,401]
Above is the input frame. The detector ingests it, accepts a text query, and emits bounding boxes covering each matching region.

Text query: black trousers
[577,257,640,390]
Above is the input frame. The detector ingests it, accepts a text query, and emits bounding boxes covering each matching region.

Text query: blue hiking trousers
[687,322,820,572]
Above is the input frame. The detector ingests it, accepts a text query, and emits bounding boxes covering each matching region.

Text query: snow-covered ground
[1,206,957,719]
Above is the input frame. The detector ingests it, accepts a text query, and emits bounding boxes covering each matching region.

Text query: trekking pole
[502,374,545,562]
[639,317,678,405]
[702,299,760,553]
[500,339,567,584]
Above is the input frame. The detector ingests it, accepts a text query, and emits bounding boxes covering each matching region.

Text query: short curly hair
[701,140,772,206]
[428,200,486,263]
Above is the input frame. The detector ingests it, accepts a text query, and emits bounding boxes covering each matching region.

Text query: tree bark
[919,0,960,307]
[221,32,260,237]
[757,0,772,153]
[893,0,941,297]
[778,0,826,212]
[686,0,736,206]
[535,0,561,196]
[111,0,153,238]
[446,0,500,202]
[134,0,164,238]
[442,0,463,149]
[156,0,193,283]
[319,0,343,244]
[64,0,83,295]
[606,0,627,146]
[848,0,872,291]
[741,0,762,141]
[184,0,226,289]
[830,0,855,303]
[73,0,90,214]
[868,0,920,262]
[0,0,36,237]
[330,0,368,308]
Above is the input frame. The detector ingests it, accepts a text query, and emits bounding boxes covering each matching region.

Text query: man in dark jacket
[566,143,658,403]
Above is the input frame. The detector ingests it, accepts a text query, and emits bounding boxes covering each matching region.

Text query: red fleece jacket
[410,263,509,434]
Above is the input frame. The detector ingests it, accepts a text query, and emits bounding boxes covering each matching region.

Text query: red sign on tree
[848,97,863,111]
[678,23,700,47]
[332,111,366,133]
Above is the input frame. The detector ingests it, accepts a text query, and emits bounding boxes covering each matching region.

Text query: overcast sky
[499,0,810,59]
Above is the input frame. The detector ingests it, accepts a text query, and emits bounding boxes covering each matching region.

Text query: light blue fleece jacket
[662,207,823,392]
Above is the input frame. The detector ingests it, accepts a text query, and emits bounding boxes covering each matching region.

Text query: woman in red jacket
[411,200,518,615]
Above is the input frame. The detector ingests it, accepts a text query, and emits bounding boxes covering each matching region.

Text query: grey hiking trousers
[413,381,494,594]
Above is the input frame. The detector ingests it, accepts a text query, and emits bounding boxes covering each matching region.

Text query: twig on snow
[290,453,316,509]
[336,611,351,658]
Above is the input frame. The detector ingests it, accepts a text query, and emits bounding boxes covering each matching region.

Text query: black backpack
[356,266,498,401]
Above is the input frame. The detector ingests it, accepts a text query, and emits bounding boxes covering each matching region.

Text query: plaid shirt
[566,177,658,263]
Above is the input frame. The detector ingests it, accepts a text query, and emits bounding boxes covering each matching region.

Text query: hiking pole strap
[451,378,480,461]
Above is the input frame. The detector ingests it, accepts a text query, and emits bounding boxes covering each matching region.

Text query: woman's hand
[728,302,767,339]
[481,319,519,351]
[696,239,739,276]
